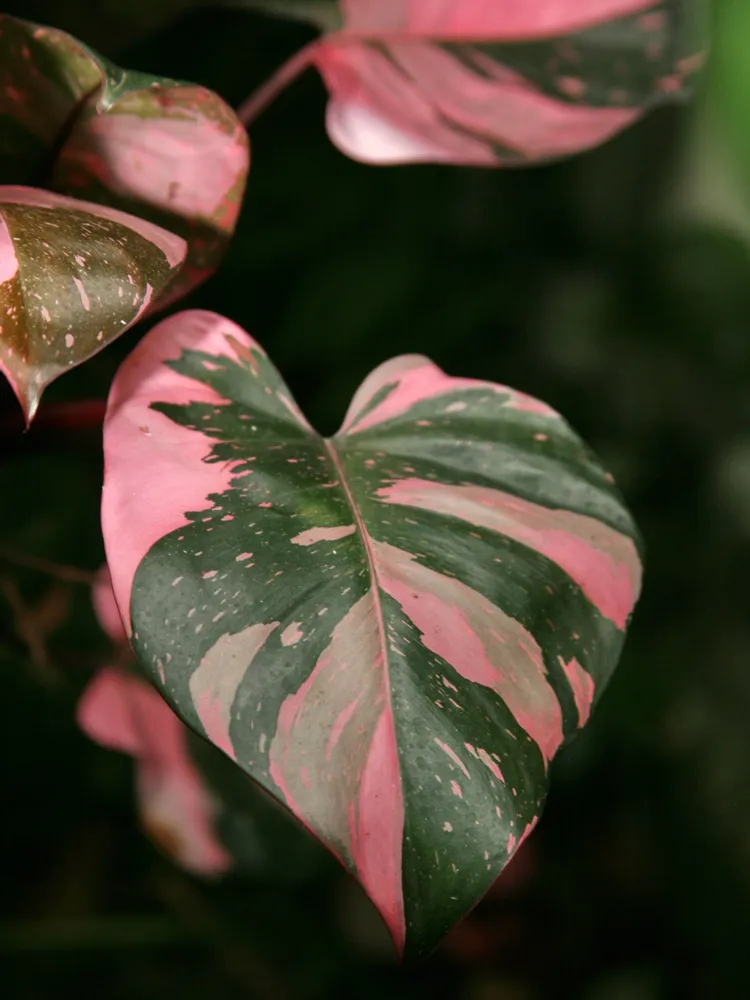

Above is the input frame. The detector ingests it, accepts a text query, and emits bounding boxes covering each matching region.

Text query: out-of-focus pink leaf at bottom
[80,565,230,876]
[78,668,232,876]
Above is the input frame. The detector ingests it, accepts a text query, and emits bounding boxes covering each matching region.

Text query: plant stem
[237,40,321,127]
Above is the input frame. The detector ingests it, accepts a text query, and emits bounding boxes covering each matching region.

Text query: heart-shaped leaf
[255,0,705,165]
[0,14,249,303]
[0,186,186,421]
[102,309,642,957]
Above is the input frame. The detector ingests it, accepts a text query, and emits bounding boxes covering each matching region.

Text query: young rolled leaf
[0,14,249,303]
[299,0,706,165]
[102,309,642,957]
[0,186,186,421]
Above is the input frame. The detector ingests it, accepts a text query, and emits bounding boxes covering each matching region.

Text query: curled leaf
[52,75,250,307]
[78,667,233,875]
[0,14,249,303]
[102,309,642,957]
[0,186,186,421]
[304,0,707,165]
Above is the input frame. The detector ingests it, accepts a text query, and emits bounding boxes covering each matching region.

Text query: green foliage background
[2,2,750,997]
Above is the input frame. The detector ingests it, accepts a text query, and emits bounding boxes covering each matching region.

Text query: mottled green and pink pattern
[307,0,706,165]
[102,310,642,956]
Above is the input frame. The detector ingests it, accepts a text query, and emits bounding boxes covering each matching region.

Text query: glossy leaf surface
[0,186,185,421]
[307,0,706,165]
[102,309,642,957]
[0,14,249,303]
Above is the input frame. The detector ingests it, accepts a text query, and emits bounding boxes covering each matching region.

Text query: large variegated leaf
[102,309,642,957]
[244,0,706,165]
[0,14,249,303]
[0,186,185,421]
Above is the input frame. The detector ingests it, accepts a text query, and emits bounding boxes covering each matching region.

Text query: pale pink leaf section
[341,0,656,37]
[372,539,564,765]
[377,478,641,628]
[268,592,405,952]
[326,99,454,164]
[66,114,248,220]
[316,42,639,166]
[0,214,18,284]
[103,310,262,632]
[340,355,556,435]
[189,622,279,758]
[290,524,356,546]
[558,656,596,726]
[78,668,231,875]
[0,186,186,267]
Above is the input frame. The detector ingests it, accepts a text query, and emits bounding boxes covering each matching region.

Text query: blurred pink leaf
[78,569,231,876]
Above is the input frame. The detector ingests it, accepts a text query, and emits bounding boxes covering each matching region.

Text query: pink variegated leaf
[0,14,249,304]
[0,186,186,422]
[102,309,642,956]
[246,0,706,165]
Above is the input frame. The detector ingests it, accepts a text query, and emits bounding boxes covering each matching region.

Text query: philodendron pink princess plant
[1,0,707,962]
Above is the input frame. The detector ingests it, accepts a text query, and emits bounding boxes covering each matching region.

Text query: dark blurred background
[2,1,750,997]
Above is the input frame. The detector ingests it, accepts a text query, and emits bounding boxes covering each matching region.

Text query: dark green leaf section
[450,1,706,110]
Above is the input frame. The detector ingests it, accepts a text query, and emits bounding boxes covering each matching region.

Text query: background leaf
[299,0,708,165]
[102,309,641,957]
